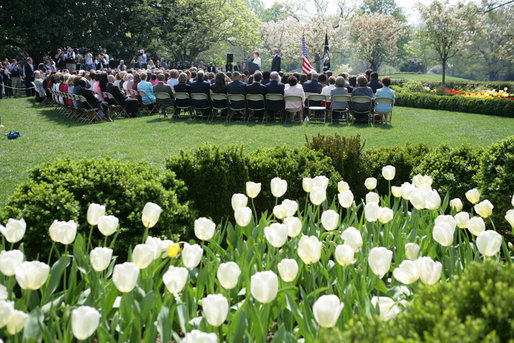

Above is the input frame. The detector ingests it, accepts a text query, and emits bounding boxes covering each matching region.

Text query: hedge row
[391,78,514,92]
[395,91,514,117]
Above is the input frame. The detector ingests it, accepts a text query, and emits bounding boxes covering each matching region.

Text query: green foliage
[390,79,514,93]
[402,80,426,93]
[395,91,514,117]
[412,144,482,205]
[321,260,514,343]
[476,136,514,233]
[1,158,195,260]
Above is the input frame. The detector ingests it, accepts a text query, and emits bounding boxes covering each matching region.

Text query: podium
[247,62,260,73]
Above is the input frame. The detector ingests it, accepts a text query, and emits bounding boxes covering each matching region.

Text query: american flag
[302,34,316,74]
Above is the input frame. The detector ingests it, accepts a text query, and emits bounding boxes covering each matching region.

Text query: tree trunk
[441,58,446,85]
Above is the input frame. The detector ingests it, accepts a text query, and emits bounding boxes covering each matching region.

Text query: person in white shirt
[65,47,76,72]
[284,75,305,122]
[252,51,261,69]
[102,49,109,65]
[321,76,336,108]
[166,69,179,91]
[84,51,94,71]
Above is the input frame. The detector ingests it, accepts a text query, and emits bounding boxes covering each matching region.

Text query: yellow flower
[168,243,181,258]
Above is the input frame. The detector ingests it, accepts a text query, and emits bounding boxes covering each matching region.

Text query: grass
[389,73,470,82]
[1,97,513,207]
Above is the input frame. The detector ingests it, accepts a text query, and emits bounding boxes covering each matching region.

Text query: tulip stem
[47,241,56,265]
[87,225,94,251]
[251,198,258,221]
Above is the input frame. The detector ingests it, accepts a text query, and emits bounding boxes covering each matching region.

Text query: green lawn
[389,73,470,82]
[1,97,513,206]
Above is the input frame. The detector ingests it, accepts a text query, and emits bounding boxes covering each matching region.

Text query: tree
[417,0,473,84]
[349,14,405,71]
[360,0,405,21]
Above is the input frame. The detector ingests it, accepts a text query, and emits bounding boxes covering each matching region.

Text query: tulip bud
[231,193,248,211]
[476,230,502,257]
[432,223,454,247]
[15,261,50,290]
[400,182,414,200]
[87,204,105,226]
[341,227,363,252]
[474,200,494,218]
[338,190,354,208]
[338,181,349,192]
[302,177,313,193]
[264,223,288,248]
[167,242,181,258]
[378,207,394,224]
[0,300,14,328]
[417,256,442,285]
[6,310,28,335]
[281,199,298,217]
[449,198,463,212]
[132,244,155,269]
[201,294,229,327]
[0,250,24,276]
[89,247,113,272]
[49,220,77,245]
[404,243,420,261]
[297,235,322,264]
[312,295,344,328]
[250,271,279,304]
[391,186,402,198]
[145,236,162,260]
[234,207,252,227]
[246,182,261,199]
[0,218,26,244]
[364,177,377,190]
[182,243,203,269]
[273,204,287,220]
[113,262,139,293]
[382,165,396,181]
[163,265,189,294]
[217,262,241,290]
[97,215,119,236]
[466,216,485,236]
[412,174,432,187]
[366,192,380,204]
[71,306,101,340]
[364,203,380,222]
[371,296,401,321]
[465,188,480,204]
[455,211,470,229]
[277,258,298,282]
[283,217,302,238]
[141,202,162,228]
[321,210,339,231]
[309,186,326,206]
[334,244,355,266]
[393,260,420,284]
[368,247,392,278]
[312,175,329,190]
[506,209,514,228]
[194,217,216,241]
[409,188,426,210]
[270,177,287,198]
[425,189,441,210]
[183,330,217,343]
[434,215,456,232]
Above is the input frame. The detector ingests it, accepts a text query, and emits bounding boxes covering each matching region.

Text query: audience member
[137,73,156,104]
[351,74,373,113]
[374,76,395,122]
[153,73,174,117]
[330,76,349,114]
[76,79,112,121]
[284,75,305,121]
[106,74,139,116]
[246,71,267,117]
[368,72,383,93]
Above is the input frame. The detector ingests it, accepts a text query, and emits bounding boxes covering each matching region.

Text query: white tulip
[302,177,313,193]
[312,295,344,328]
[371,296,401,321]
[512,195,514,207]
[132,244,155,269]
[194,217,216,241]
[417,256,442,285]
[338,190,354,208]
[145,236,163,260]
[87,204,105,226]
[341,227,363,252]
[6,310,28,335]
[382,165,396,181]
[434,215,457,232]
[277,258,299,282]
[425,189,441,210]
[506,209,514,228]
[281,199,298,217]
[217,262,241,290]
[97,215,119,236]
[455,211,470,229]
[368,247,393,278]
[246,181,261,199]
[474,200,494,218]
[89,247,113,272]
[182,330,217,343]
[476,230,502,257]
[364,177,377,190]
[400,182,415,200]
[466,216,486,236]
[71,306,101,340]
[141,202,162,228]
[235,207,252,227]
[321,210,339,231]
[364,203,380,222]
[432,223,454,247]
[465,188,480,204]
[15,261,50,290]
[449,198,463,212]
[338,181,350,192]
[250,271,279,304]
[366,192,380,204]
[270,177,287,198]
[264,223,288,248]
[112,262,139,293]
[0,250,24,276]
[309,186,326,206]
[0,300,14,328]
[49,220,77,245]
[0,218,26,243]
[297,235,322,264]
[412,174,432,187]
[283,217,302,238]
[335,244,355,266]
[409,188,426,210]
[378,207,394,224]
[201,294,229,327]
[231,193,248,211]
[404,243,420,261]
[273,204,287,220]
[182,243,203,269]
[0,285,6,301]
[163,266,189,294]
[391,186,402,198]
[312,175,329,190]
[160,239,174,256]
[393,260,420,284]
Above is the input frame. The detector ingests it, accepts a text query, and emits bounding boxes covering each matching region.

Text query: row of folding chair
[48,90,102,123]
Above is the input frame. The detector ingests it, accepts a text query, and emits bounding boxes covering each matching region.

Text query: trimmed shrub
[390,78,514,92]
[319,260,514,343]
[1,158,195,260]
[412,144,482,206]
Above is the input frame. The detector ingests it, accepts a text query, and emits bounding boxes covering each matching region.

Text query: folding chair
[191,93,211,120]
[102,92,127,118]
[246,94,266,122]
[227,94,246,121]
[330,95,351,124]
[154,92,175,118]
[306,94,327,123]
[211,93,229,120]
[374,97,394,124]
[174,92,192,118]
[138,90,158,114]
[265,93,285,122]
[77,95,102,123]
[350,96,373,124]
[284,96,304,122]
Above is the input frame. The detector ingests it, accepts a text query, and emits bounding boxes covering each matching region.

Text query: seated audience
[137,73,156,104]
[266,71,285,116]
[153,73,174,117]
[106,74,139,116]
[330,76,349,113]
[374,76,395,122]
[227,71,247,112]
[211,72,229,116]
[351,74,373,113]
[347,76,357,93]
[75,79,112,121]
[167,69,179,89]
[321,76,336,108]
[246,71,267,117]
[190,70,211,115]
[284,75,305,122]
[368,72,383,93]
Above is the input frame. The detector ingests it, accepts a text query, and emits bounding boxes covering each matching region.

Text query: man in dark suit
[207,63,216,73]
[106,75,139,117]
[153,74,174,117]
[368,72,383,93]
[227,71,246,116]
[246,71,267,118]
[302,72,323,108]
[190,71,211,116]
[271,48,281,72]
[76,79,112,121]
[261,71,271,85]
[23,57,35,96]
[266,71,285,116]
